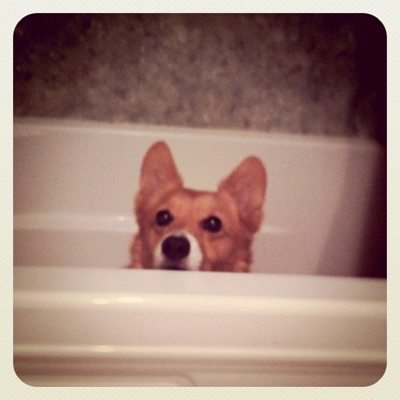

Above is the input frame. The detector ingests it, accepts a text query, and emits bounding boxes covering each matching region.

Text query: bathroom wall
[14,14,386,145]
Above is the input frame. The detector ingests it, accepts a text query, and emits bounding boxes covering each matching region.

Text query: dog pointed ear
[138,141,183,200]
[218,157,267,233]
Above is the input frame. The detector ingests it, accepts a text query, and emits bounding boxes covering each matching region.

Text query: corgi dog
[128,141,266,272]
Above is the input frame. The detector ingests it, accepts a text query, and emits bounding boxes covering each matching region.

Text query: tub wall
[13,266,387,386]
[13,118,387,386]
[13,118,386,277]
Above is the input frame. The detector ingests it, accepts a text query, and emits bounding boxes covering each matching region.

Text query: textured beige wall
[14,14,386,144]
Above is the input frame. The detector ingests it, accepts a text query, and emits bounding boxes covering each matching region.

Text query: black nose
[162,235,190,261]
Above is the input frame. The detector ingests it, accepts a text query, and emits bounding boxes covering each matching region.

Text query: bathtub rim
[13,116,383,151]
[13,266,387,387]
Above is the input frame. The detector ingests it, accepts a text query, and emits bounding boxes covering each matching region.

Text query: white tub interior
[14,118,386,276]
[13,118,386,386]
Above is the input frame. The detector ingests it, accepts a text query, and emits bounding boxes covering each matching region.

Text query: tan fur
[128,141,266,272]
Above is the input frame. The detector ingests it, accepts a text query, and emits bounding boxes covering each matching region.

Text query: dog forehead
[168,189,217,213]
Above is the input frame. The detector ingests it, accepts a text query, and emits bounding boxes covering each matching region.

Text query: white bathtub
[13,118,386,386]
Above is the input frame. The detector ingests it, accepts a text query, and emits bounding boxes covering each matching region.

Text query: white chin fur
[154,230,203,270]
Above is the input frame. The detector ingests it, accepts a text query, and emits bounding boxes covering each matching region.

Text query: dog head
[131,141,266,272]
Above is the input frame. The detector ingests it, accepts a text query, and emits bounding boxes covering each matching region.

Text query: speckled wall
[14,14,386,145]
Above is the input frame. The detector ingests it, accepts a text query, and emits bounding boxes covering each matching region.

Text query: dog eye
[156,210,173,226]
[202,216,222,233]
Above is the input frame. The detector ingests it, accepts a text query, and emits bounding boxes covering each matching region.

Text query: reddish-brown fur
[128,141,267,272]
